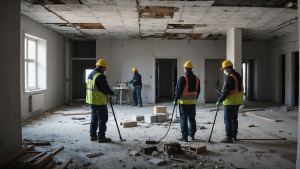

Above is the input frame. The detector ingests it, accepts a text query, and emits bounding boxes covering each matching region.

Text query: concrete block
[144,114,168,123]
[154,106,167,114]
[119,121,137,128]
[142,146,158,154]
[189,145,206,154]
[149,159,166,166]
[132,115,144,121]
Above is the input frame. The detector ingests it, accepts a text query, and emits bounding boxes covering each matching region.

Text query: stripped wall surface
[20,15,67,119]
[96,39,269,103]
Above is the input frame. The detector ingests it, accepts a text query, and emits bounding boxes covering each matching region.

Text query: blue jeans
[224,105,239,139]
[133,87,142,105]
[179,104,196,138]
[90,105,108,138]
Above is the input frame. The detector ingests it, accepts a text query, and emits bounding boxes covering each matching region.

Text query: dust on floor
[21,101,298,169]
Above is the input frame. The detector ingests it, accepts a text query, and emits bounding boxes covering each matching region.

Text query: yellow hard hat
[183,61,193,68]
[220,60,233,70]
[96,59,108,68]
[132,67,137,71]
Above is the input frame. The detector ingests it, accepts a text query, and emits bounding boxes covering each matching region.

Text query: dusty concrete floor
[21,101,298,169]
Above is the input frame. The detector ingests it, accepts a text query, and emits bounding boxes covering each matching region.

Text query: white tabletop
[112,87,129,89]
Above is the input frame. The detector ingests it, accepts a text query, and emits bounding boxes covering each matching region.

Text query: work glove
[113,93,119,98]
[173,101,177,106]
[216,101,220,107]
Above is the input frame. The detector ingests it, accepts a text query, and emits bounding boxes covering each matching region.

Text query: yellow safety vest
[222,74,244,105]
[86,72,108,105]
[178,75,199,105]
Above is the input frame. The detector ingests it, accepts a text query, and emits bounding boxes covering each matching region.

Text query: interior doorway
[205,59,225,103]
[155,59,177,103]
[242,59,258,101]
[278,54,286,104]
[71,59,96,101]
[292,52,299,106]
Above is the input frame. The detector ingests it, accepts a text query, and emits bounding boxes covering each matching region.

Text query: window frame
[24,36,38,91]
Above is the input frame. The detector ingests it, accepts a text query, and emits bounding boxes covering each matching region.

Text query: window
[24,33,47,92]
[85,69,93,83]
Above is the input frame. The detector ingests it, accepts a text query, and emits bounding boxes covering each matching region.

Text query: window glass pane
[24,39,27,59]
[25,62,27,89]
[85,69,93,83]
[28,62,36,87]
[28,40,36,60]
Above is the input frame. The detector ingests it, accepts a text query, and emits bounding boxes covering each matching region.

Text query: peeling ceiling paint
[21,0,298,41]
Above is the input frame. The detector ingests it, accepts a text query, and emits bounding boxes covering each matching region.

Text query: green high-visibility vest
[86,72,108,105]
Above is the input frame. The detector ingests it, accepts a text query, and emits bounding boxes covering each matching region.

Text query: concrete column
[296,1,300,168]
[226,28,242,74]
[0,0,22,161]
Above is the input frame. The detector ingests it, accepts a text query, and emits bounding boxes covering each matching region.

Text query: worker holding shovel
[86,59,119,143]
[216,60,244,143]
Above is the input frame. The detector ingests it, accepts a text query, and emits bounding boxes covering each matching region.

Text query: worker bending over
[216,60,243,143]
[128,67,143,107]
[174,61,200,142]
[86,59,118,143]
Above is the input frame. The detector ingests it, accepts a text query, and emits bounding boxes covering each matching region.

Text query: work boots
[220,138,233,143]
[177,137,188,142]
[90,136,98,141]
[188,136,195,140]
[98,137,112,143]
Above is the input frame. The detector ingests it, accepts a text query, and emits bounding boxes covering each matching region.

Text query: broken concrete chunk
[142,146,158,154]
[119,121,137,128]
[132,115,144,121]
[152,151,159,157]
[149,159,166,166]
[130,151,141,156]
[196,126,205,130]
[248,125,255,127]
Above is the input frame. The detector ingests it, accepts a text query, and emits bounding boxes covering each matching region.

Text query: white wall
[20,15,66,119]
[0,0,22,161]
[267,32,299,105]
[96,40,269,103]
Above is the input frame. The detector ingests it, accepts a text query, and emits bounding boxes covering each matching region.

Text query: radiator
[30,93,44,112]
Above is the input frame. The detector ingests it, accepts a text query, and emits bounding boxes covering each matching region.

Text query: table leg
[120,89,122,106]
[114,89,116,105]
[127,89,129,105]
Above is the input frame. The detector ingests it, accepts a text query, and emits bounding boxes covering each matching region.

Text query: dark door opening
[294,52,299,106]
[155,59,177,103]
[72,60,95,100]
[281,55,286,104]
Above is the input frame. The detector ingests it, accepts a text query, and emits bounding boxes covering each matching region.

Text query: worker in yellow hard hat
[128,67,143,107]
[217,60,243,143]
[174,61,200,142]
[86,59,119,143]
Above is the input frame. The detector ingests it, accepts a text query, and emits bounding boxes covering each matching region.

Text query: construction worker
[128,67,143,107]
[216,60,243,143]
[86,59,119,143]
[174,61,200,142]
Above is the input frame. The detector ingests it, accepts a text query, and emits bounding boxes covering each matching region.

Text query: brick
[154,106,167,114]
[132,115,144,121]
[189,145,206,154]
[119,121,137,128]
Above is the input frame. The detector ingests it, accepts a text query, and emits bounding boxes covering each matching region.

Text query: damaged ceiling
[21,0,298,40]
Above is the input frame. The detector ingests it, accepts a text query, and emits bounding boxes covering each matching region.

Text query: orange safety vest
[178,75,199,105]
